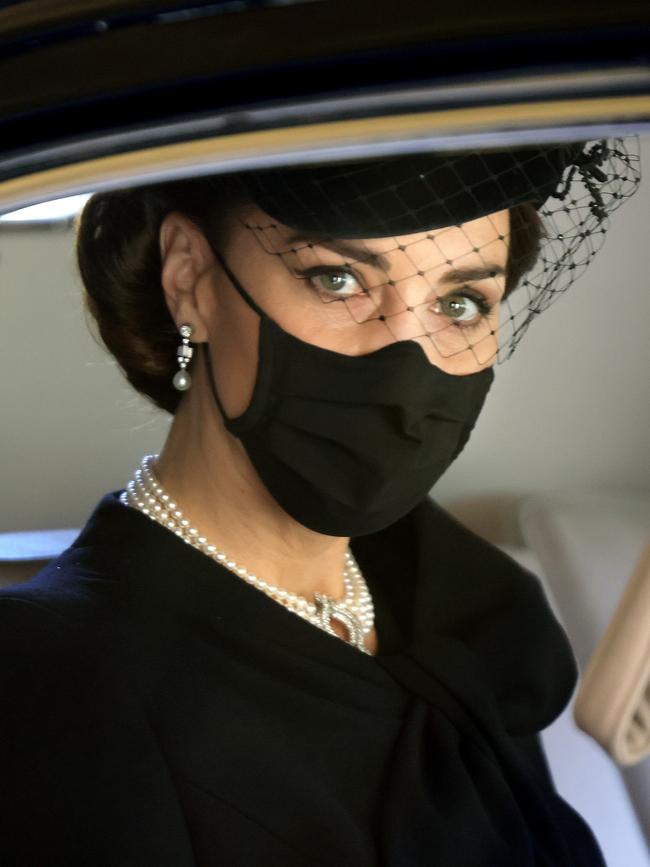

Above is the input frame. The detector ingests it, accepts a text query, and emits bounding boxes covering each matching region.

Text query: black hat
[243,143,586,238]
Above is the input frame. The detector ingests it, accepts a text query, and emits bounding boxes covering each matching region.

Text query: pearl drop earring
[173,324,194,391]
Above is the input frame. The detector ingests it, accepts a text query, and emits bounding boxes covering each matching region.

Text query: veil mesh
[206,138,640,373]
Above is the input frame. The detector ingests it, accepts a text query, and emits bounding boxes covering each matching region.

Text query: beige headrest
[575,532,650,766]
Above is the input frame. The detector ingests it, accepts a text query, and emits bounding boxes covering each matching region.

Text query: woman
[0,141,640,866]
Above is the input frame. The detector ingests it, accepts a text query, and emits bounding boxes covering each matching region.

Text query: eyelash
[295,265,494,329]
[296,264,366,296]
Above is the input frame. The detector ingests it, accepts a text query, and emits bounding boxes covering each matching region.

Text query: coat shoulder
[0,562,114,744]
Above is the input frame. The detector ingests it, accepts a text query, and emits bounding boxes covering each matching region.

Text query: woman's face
[197,204,509,416]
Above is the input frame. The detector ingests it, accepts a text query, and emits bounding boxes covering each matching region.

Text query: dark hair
[76,180,544,415]
[506,202,545,295]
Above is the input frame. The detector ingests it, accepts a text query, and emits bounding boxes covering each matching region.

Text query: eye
[432,291,490,325]
[299,266,365,298]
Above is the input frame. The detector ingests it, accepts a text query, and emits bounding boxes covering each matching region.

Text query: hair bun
[76,186,181,413]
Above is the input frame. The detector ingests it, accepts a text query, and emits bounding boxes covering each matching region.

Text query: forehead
[235,203,510,261]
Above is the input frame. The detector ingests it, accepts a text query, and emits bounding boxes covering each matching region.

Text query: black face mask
[203,255,494,538]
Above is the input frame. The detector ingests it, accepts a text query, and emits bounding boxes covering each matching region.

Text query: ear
[159,211,214,342]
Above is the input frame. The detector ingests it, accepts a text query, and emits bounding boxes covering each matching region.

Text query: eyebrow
[285,233,392,272]
[285,232,505,284]
[439,265,506,284]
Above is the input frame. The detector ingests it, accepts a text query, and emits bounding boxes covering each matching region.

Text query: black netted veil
[205,137,640,371]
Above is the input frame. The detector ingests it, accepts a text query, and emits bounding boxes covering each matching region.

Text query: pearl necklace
[119,455,375,654]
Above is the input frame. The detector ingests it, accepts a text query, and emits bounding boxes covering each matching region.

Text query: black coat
[0,492,605,866]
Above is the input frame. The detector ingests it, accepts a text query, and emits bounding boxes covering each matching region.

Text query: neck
[155,366,350,601]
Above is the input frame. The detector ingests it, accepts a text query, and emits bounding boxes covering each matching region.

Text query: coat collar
[33,490,577,736]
